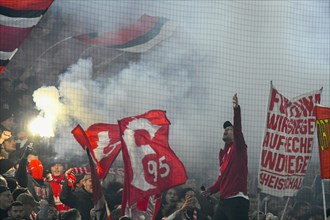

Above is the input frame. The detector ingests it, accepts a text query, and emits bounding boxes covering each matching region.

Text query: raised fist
[0,130,11,144]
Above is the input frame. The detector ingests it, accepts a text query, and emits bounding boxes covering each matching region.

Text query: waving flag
[74,14,177,53]
[119,110,187,219]
[86,123,122,179]
[258,84,321,197]
[315,105,330,179]
[71,123,122,179]
[71,124,110,220]
[0,0,54,74]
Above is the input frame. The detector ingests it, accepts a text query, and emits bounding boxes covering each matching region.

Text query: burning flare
[28,86,65,137]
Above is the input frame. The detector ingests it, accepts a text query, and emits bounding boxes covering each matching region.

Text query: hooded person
[15,146,55,208]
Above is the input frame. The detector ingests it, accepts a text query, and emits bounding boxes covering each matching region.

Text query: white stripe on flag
[0,14,42,28]
[0,49,18,60]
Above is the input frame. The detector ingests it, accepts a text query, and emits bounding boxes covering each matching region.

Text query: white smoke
[31,1,329,183]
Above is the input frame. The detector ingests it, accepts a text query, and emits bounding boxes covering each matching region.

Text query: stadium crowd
[0,77,330,220]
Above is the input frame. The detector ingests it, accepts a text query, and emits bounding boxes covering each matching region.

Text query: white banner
[258,84,321,197]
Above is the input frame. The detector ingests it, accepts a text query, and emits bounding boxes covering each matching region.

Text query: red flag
[74,14,177,53]
[85,123,122,179]
[72,123,122,179]
[71,124,91,150]
[0,0,54,74]
[71,125,110,219]
[315,105,330,179]
[118,110,187,211]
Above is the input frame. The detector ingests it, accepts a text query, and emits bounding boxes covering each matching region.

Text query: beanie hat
[0,185,10,194]
[12,187,29,201]
[0,159,15,175]
[16,193,39,207]
[223,121,233,129]
[5,177,18,192]
[0,109,14,123]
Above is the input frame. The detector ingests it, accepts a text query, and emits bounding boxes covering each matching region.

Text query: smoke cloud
[32,1,329,182]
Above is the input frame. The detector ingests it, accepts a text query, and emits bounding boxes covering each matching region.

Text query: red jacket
[209,106,248,199]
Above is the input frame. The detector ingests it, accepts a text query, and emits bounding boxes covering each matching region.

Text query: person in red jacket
[202,94,249,220]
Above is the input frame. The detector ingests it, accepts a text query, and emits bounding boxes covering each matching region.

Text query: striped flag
[0,0,54,74]
[74,14,177,53]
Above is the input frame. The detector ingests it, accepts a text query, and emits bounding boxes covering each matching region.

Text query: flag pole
[321,180,327,220]
[94,52,125,69]
[257,192,260,220]
[36,36,73,61]
[280,197,290,220]
[24,36,74,75]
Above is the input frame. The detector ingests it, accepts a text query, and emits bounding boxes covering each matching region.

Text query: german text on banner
[258,84,321,197]
[118,110,187,218]
[315,105,330,179]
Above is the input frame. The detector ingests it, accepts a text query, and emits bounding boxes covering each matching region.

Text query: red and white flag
[119,110,187,219]
[258,84,321,197]
[72,124,110,220]
[0,0,54,74]
[72,123,121,179]
[315,105,330,179]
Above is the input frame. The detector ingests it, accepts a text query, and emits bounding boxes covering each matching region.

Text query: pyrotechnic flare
[28,86,65,137]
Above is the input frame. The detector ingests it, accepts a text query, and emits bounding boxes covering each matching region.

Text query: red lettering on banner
[288,95,320,118]
[267,113,285,131]
[263,132,313,154]
[261,150,277,170]
[262,132,285,150]
[287,155,295,174]
[269,89,287,114]
[259,173,302,190]
[267,113,315,135]
[285,177,302,189]
[261,150,311,174]
[287,96,319,118]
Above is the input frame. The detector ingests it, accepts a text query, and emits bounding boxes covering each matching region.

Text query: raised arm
[233,94,247,150]
[15,146,33,187]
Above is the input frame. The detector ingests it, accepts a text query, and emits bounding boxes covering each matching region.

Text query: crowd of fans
[1,77,330,220]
